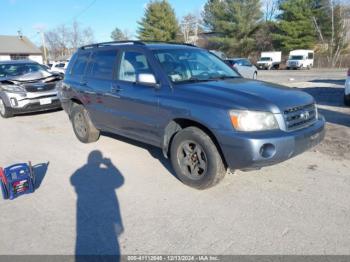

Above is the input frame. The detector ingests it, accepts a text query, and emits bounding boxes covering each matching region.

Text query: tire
[71,104,100,143]
[170,127,226,189]
[0,97,13,118]
[253,72,257,80]
[344,94,350,106]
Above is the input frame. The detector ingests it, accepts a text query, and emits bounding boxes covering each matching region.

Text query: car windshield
[0,63,48,78]
[260,57,271,61]
[153,49,239,83]
[290,55,304,60]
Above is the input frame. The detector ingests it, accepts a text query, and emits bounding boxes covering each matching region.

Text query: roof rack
[80,40,196,50]
[80,41,145,50]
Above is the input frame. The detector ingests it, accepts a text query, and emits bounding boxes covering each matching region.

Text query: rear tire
[170,127,226,189]
[71,104,100,143]
[0,98,13,118]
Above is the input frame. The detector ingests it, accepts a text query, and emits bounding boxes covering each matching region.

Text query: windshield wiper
[209,75,238,80]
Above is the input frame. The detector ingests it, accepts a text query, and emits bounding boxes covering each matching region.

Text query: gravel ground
[0,69,349,256]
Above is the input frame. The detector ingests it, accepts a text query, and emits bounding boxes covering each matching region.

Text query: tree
[111,27,128,41]
[273,0,317,52]
[202,0,263,56]
[45,22,95,60]
[180,13,203,44]
[312,0,350,67]
[137,0,179,41]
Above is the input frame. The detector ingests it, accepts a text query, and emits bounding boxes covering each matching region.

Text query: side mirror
[137,73,157,86]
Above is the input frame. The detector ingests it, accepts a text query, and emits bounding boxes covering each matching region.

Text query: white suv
[345,69,350,106]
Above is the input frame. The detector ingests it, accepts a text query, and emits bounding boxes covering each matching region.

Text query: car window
[0,63,48,77]
[118,51,153,82]
[88,50,118,80]
[72,52,90,77]
[243,59,252,66]
[154,49,239,83]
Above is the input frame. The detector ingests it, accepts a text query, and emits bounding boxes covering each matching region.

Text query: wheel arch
[162,118,227,168]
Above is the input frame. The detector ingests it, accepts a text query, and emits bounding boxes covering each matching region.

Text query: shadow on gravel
[301,87,345,107]
[103,132,175,177]
[318,108,350,127]
[71,150,124,262]
[309,79,345,85]
[300,86,350,127]
[33,162,49,190]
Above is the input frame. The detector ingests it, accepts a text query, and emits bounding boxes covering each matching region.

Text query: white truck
[256,51,282,70]
[287,50,314,70]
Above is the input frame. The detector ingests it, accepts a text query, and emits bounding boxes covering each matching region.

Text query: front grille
[283,103,317,131]
[25,83,57,92]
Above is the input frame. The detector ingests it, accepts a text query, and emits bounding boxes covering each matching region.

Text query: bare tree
[263,0,278,21]
[312,0,350,67]
[180,13,202,44]
[45,22,95,60]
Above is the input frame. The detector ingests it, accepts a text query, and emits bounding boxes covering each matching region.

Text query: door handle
[111,84,122,93]
[80,81,87,87]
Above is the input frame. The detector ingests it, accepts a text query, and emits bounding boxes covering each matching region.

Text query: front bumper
[1,91,61,114]
[257,63,270,69]
[215,116,325,170]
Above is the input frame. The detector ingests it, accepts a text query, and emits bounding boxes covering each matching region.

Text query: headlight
[1,84,25,93]
[229,110,279,131]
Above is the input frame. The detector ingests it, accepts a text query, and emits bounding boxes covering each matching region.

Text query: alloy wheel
[177,140,208,180]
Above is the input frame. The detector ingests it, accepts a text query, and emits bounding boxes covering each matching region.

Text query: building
[0,35,43,63]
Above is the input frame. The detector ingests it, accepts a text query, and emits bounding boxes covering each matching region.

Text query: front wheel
[71,104,100,143]
[170,127,226,189]
[0,98,13,118]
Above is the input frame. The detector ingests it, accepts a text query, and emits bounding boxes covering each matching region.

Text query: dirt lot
[0,69,349,256]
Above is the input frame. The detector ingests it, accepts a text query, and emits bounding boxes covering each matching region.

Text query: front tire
[71,104,100,143]
[0,98,13,118]
[170,127,226,189]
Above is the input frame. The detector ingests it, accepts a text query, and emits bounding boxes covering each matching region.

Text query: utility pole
[39,30,48,64]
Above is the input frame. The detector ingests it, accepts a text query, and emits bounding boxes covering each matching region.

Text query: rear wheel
[170,127,226,189]
[71,104,100,143]
[0,98,13,118]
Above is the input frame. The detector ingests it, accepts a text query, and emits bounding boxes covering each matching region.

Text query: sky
[1,0,206,45]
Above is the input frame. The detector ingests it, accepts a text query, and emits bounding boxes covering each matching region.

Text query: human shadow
[301,86,345,107]
[32,162,49,190]
[71,150,124,262]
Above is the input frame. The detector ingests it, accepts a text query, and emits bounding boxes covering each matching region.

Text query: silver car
[225,58,258,79]
[0,60,63,118]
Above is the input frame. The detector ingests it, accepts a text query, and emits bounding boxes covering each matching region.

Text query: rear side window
[308,53,314,59]
[72,52,90,77]
[243,59,252,66]
[88,50,118,80]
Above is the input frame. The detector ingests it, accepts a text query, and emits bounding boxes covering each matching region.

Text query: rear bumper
[215,116,325,170]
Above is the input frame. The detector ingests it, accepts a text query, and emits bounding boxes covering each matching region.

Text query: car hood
[0,71,62,84]
[175,78,314,114]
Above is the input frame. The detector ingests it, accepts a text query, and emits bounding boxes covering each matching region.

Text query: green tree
[273,0,317,51]
[111,27,128,41]
[137,0,179,41]
[202,0,262,56]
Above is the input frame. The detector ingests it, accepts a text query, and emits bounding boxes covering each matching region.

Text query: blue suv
[59,41,325,189]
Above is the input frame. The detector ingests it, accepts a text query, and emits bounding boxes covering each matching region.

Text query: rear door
[104,48,161,146]
[84,48,119,128]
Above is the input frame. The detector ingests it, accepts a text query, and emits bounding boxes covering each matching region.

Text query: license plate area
[39,98,52,105]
